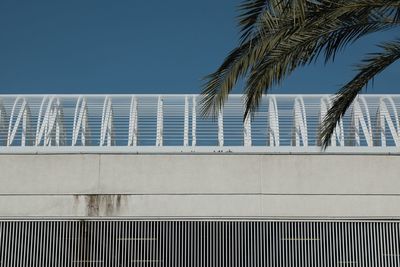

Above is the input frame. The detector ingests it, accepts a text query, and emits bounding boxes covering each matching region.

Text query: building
[1,94,399,266]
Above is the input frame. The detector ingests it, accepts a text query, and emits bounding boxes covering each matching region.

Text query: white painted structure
[0,94,399,219]
[1,94,400,266]
[0,94,399,152]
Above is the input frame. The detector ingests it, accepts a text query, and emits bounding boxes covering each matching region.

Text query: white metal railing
[0,94,399,153]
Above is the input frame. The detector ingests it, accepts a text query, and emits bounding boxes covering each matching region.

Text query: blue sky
[0,0,398,94]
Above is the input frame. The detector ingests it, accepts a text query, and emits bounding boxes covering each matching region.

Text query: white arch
[128,96,138,146]
[375,96,400,147]
[218,108,224,147]
[35,96,65,146]
[72,96,90,146]
[0,100,6,145]
[156,96,163,147]
[184,96,189,147]
[100,96,114,146]
[320,97,344,147]
[292,97,308,146]
[351,96,373,146]
[243,101,252,147]
[268,96,279,146]
[192,96,197,147]
[7,97,31,146]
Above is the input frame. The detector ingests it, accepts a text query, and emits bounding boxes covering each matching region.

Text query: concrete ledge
[1,154,399,218]
[1,194,400,218]
[1,154,399,194]
[0,146,399,154]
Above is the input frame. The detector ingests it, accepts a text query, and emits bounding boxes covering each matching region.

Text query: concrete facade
[0,154,399,218]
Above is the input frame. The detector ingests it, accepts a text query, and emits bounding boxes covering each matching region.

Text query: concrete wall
[0,154,399,218]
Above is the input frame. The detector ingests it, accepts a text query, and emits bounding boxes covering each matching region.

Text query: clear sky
[0,0,398,94]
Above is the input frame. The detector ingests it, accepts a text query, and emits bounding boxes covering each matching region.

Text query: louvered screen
[1,220,400,266]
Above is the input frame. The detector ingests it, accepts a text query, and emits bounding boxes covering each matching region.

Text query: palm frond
[202,1,315,117]
[242,0,400,117]
[319,0,400,62]
[319,39,400,148]
[243,18,398,117]
[199,37,262,117]
[202,0,400,123]
[237,0,310,43]
[237,0,269,43]
[200,6,301,117]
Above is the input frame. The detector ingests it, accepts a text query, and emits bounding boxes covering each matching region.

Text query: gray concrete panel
[1,154,399,195]
[1,153,399,218]
[98,154,261,194]
[1,194,400,218]
[0,155,100,194]
[259,155,400,194]
[260,195,400,217]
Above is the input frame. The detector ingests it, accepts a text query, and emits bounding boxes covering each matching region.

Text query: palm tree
[200,0,400,148]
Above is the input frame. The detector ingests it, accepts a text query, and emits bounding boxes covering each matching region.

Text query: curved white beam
[218,108,224,147]
[100,96,114,146]
[7,97,31,146]
[192,96,197,147]
[243,101,252,147]
[156,96,163,147]
[375,96,400,147]
[184,96,189,147]
[292,97,308,147]
[268,96,279,147]
[0,100,5,144]
[35,96,65,146]
[351,96,373,147]
[72,96,90,146]
[128,96,138,146]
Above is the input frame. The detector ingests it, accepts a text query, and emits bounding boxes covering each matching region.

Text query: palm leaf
[242,0,400,117]
[243,18,399,118]
[202,0,400,129]
[202,1,316,116]
[237,0,270,43]
[319,39,400,148]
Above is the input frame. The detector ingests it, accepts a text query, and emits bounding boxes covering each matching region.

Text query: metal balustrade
[0,94,399,153]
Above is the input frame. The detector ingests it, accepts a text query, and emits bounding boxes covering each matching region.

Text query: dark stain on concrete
[74,194,126,217]
[87,195,100,217]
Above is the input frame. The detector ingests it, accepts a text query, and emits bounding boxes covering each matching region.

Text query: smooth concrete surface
[0,154,399,218]
[2,195,400,218]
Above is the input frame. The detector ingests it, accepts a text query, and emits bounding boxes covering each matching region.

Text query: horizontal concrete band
[1,195,400,218]
[1,154,399,195]
[1,154,398,218]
